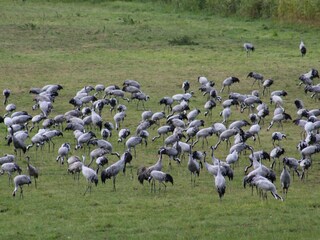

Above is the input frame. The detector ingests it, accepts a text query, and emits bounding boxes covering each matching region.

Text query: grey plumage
[101,151,132,191]
[0,162,22,185]
[280,165,290,197]
[215,160,226,200]
[188,150,201,186]
[26,156,39,188]
[12,175,31,198]
[81,162,98,196]
[148,170,173,192]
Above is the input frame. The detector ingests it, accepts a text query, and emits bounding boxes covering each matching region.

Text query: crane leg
[113,177,116,192]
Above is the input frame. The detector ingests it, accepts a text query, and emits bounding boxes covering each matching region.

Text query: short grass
[0,1,320,239]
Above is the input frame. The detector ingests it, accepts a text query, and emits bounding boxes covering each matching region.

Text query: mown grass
[0,1,320,239]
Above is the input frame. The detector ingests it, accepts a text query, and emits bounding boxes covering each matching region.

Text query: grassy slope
[0,1,320,239]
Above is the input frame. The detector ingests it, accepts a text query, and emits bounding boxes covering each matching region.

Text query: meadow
[0,1,320,239]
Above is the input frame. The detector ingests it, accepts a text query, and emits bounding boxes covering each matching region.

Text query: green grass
[0,1,320,239]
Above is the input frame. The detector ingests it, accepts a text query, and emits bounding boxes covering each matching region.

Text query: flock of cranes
[1,41,319,202]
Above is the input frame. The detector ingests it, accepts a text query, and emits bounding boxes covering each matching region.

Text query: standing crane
[26,156,39,188]
[12,175,31,198]
[214,160,226,201]
[81,160,98,196]
[148,170,173,193]
[101,151,132,191]
[300,40,306,57]
[280,165,290,198]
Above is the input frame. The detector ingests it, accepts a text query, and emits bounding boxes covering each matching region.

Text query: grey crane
[3,89,11,105]
[299,158,312,180]
[182,80,190,93]
[4,103,16,116]
[164,132,183,147]
[271,132,286,146]
[26,156,39,188]
[300,144,320,160]
[29,114,46,132]
[187,119,204,130]
[267,112,292,131]
[122,85,141,95]
[299,68,319,86]
[101,151,132,191]
[114,111,126,130]
[282,157,301,179]
[152,125,174,142]
[101,128,112,140]
[198,76,209,85]
[243,158,276,188]
[151,111,166,125]
[125,136,142,158]
[75,131,96,150]
[271,90,288,97]
[42,129,63,151]
[247,72,264,87]
[192,127,215,148]
[228,120,250,130]
[131,92,149,110]
[91,109,103,131]
[68,161,83,181]
[187,109,201,123]
[81,162,98,196]
[141,110,153,121]
[94,84,105,96]
[96,156,108,168]
[12,175,31,198]
[148,170,173,193]
[118,128,131,144]
[220,77,240,93]
[305,85,320,99]
[262,79,273,96]
[26,131,49,152]
[67,155,81,166]
[159,146,181,167]
[185,126,199,143]
[209,146,234,181]
[220,107,231,124]
[243,43,254,56]
[135,119,155,135]
[226,150,239,166]
[0,154,15,165]
[222,99,238,109]
[123,79,141,89]
[270,146,285,169]
[87,147,109,167]
[9,127,28,157]
[241,95,262,113]
[204,99,216,117]
[56,143,71,165]
[248,123,261,143]
[214,128,243,149]
[229,142,253,155]
[137,149,164,184]
[187,148,201,186]
[0,162,22,185]
[270,95,284,108]
[245,150,270,173]
[249,175,283,201]
[215,160,226,200]
[299,40,306,57]
[172,92,193,102]
[280,165,290,197]
[108,89,130,102]
[159,97,174,113]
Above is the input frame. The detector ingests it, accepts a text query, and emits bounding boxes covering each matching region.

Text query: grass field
[0,1,320,239]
